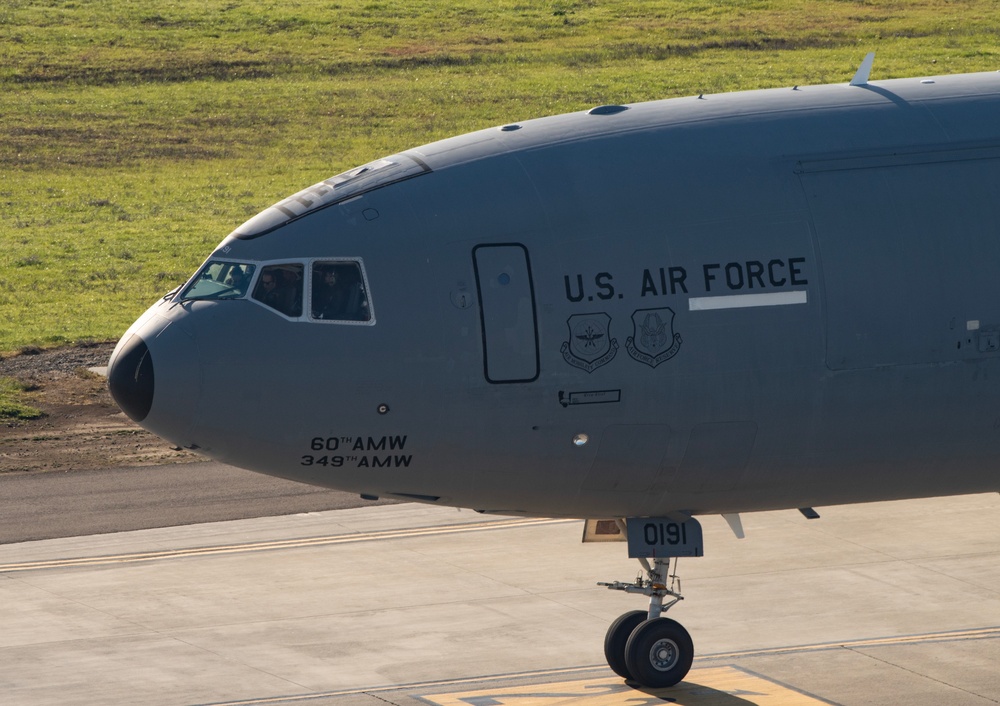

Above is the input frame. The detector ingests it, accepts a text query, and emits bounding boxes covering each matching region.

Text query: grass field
[1,0,999,351]
[0,376,42,419]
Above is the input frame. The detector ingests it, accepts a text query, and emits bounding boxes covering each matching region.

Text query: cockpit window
[252,263,303,318]
[311,261,371,322]
[179,258,371,323]
[180,261,256,300]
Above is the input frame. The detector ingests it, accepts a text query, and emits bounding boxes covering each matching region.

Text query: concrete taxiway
[1,493,998,705]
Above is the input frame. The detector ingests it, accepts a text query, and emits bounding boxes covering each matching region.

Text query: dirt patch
[0,343,199,474]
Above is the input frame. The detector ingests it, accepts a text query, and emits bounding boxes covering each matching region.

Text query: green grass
[0,377,44,420]
[2,0,999,350]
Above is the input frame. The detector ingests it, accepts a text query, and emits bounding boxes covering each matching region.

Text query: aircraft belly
[581,424,675,493]
[666,421,758,494]
[541,351,1000,515]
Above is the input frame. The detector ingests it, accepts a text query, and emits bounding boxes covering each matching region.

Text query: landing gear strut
[594,514,705,688]
[600,555,693,687]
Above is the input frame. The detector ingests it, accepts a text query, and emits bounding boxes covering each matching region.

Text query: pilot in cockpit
[311,264,369,321]
[225,266,250,296]
[254,265,302,318]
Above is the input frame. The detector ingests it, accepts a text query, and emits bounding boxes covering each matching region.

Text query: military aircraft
[107,56,1000,688]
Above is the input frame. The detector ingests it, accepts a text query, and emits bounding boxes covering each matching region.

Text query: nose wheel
[623,616,693,687]
[600,555,693,687]
[603,610,647,679]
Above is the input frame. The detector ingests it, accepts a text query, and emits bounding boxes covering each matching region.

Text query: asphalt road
[0,461,392,544]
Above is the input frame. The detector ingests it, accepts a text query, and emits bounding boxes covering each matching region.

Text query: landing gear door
[472,244,539,384]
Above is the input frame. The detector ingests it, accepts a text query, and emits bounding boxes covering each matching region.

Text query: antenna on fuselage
[849,52,876,86]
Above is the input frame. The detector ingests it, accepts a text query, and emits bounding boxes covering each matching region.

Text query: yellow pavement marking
[421,668,829,705]
[0,517,573,573]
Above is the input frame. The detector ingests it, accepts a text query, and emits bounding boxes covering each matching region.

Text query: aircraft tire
[624,617,693,688]
[603,610,648,679]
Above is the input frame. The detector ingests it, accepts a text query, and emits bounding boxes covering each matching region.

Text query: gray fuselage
[109,71,1000,518]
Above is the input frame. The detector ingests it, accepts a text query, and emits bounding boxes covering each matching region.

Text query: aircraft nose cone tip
[108,334,155,423]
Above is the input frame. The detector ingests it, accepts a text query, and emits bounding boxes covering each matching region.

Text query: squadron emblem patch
[561,313,618,373]
[626,307,682,368]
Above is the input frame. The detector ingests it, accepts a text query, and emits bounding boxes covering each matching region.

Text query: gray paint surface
[108,71,1000,519]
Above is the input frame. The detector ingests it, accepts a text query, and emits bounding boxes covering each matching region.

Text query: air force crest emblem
[561,313,618,373]
[626,307,682,368]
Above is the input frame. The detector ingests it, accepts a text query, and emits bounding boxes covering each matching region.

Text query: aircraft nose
[108,333,155,423]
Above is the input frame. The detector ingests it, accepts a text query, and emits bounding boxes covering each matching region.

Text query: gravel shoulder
[0,343,199,474]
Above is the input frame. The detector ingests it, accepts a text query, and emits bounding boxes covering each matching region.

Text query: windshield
[180,261,256,300]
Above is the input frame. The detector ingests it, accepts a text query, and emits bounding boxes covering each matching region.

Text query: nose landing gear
[600,555,693,687]
[597,516,704,688]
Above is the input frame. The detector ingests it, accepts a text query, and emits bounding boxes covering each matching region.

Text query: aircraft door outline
[472,243,540,384]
